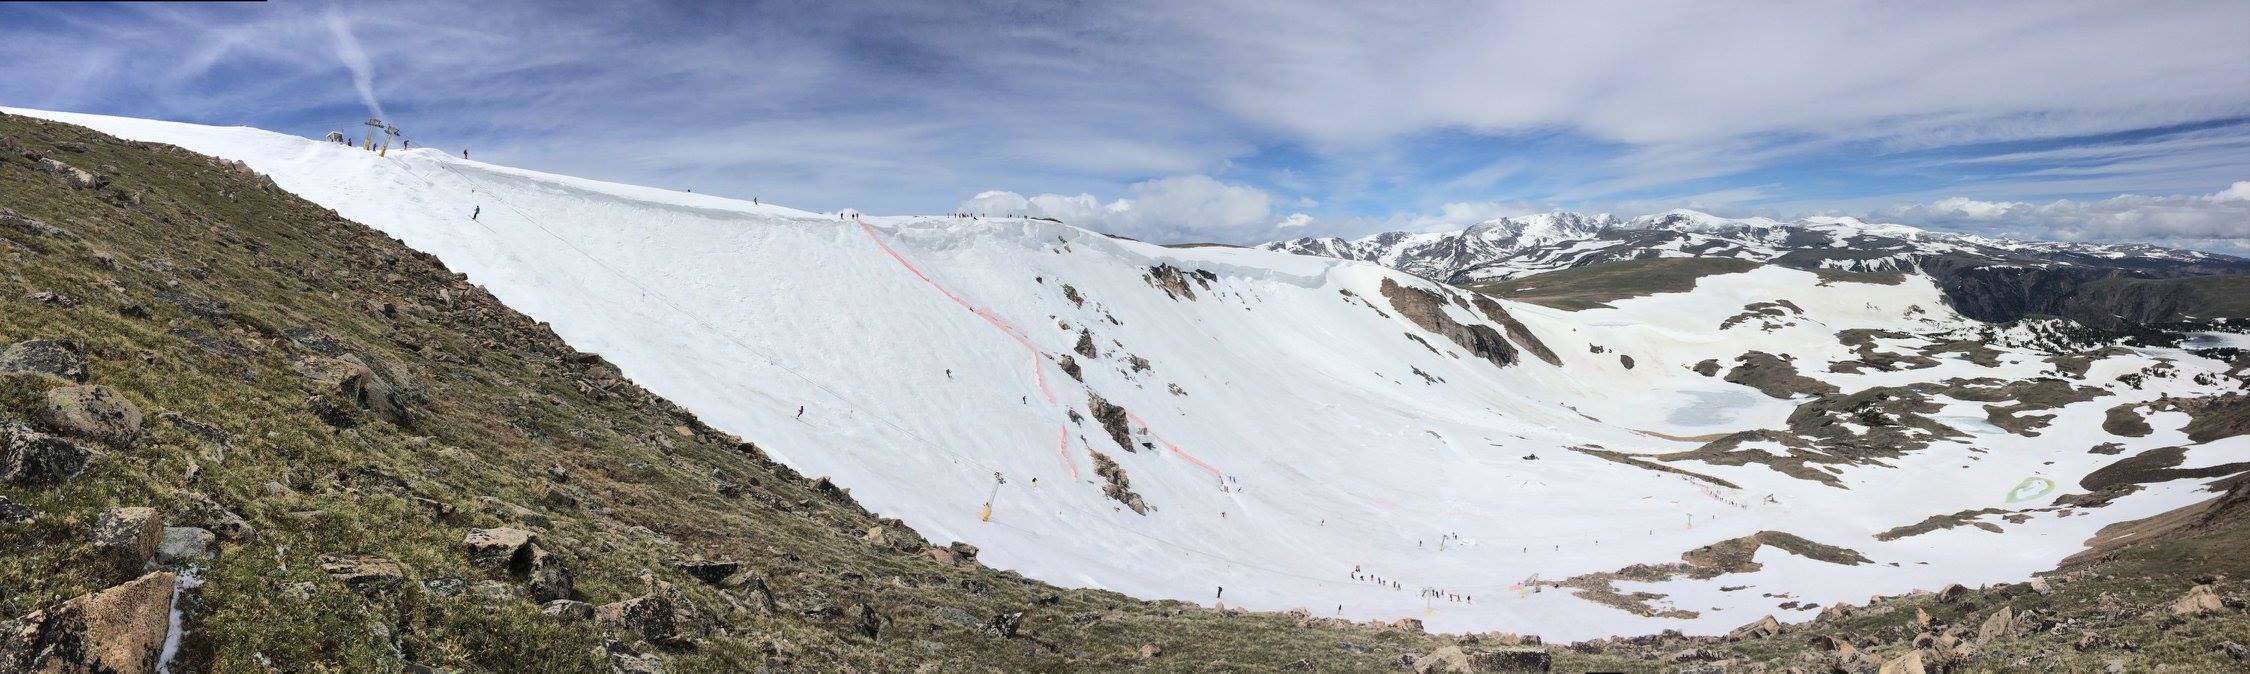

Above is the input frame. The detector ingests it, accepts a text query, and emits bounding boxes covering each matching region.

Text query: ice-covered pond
[2182,331,2250,349]
[1664,389,1763,427]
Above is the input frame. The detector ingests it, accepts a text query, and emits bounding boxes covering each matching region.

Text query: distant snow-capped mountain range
[1261,209,2244,285]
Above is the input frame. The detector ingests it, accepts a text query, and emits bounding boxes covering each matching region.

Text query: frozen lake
[1664,389,1763,427]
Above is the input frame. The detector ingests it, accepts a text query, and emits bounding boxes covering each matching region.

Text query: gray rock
[542,599,594,619]
[176,490,254,542]
[462,527,534,566]
[596,577,708,648]
[43,385,144,448]
[466,580,525,604]
[154,526,215,564]
[422,577,464,597]
[0,340,87,382]
[318,554,405,590]
[91,507,162,580]
[524,544,573,603]
[1,422,94,485]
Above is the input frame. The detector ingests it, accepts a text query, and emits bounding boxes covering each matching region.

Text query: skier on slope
[471,206,481,220]
[796,405,805,418]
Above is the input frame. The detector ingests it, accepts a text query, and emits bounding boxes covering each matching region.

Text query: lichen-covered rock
[318,554,405,590]
[1726,615,1782,641]
[0,571,175,674]
[0,422,93,485]
[0,340,88,382]
[43,385,144,448]
[462,527,534,566]
[154,527,215,565]
[596,577,708,649]
[2171,584,2224,616]
[524,544,574,602]
[92,507,162,580]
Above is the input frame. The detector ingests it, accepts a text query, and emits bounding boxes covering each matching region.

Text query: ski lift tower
[380,124,401,156]
[360,117,385,151]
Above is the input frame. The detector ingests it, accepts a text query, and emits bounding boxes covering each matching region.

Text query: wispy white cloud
[1873,182,2250,252]
[322,9,384,120]
[958,175,1279,241]
[3,1,2247,247]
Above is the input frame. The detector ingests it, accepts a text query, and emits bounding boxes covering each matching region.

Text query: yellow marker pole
[979,503,993,522]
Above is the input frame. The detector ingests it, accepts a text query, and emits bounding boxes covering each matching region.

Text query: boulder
[176,490,254,542]
[0,571,176,674]
[665,559,741,586]
[524,544,574,603]
[43,385,144,448]
[1935,583,1969,603]
[1,422,94,485]
[153,527,215,565]
[0,340,87,381]
[462,527,534,566]
[2170,584,2224,616]
[318,554,406,590]
[1976,606,2017,642]
[1413,646,1474,673]
[595,577,708,649]
[1877,649,1928,674]
[1913,607,1934,628]
[1727,615,1783,641]
[1471,647,1553,672]
[91,507,162,580]
[542,600,595,619]
[1138,643,1163,659]
[2028,577,2053,595]
[295,353,422,428]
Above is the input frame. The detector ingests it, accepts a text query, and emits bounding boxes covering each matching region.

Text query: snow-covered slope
[18,107,2246,640]
[1265,209,2249,284]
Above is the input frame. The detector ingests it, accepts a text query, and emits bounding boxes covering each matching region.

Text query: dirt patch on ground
[1471,257,1758,311]
[2179,393,2250,443]
[1569,446,1739,489]
[2079,446,2250,492]
[1718,300,1803,331]
[1874,508,2010,541]
[1827,329,1941,374]
[1922,377,2107,436]
[1547,531,1868,618]
[1724,351,1839,399]
[2102,402,2154,437]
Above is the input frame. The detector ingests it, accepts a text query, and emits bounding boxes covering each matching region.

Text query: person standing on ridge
[462,149,469,159]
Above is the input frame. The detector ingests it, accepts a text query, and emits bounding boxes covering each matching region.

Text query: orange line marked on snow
[1055,424,1079,480]
[1128,411,1223,479]
[853,216,1055,404]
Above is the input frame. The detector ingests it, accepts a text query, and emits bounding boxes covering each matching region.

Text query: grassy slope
[1471,258,1759,310]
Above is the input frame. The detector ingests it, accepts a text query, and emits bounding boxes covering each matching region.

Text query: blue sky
[4,1,2248,250]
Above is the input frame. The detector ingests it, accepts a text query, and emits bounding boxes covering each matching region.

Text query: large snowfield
[16,107,2245,640]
